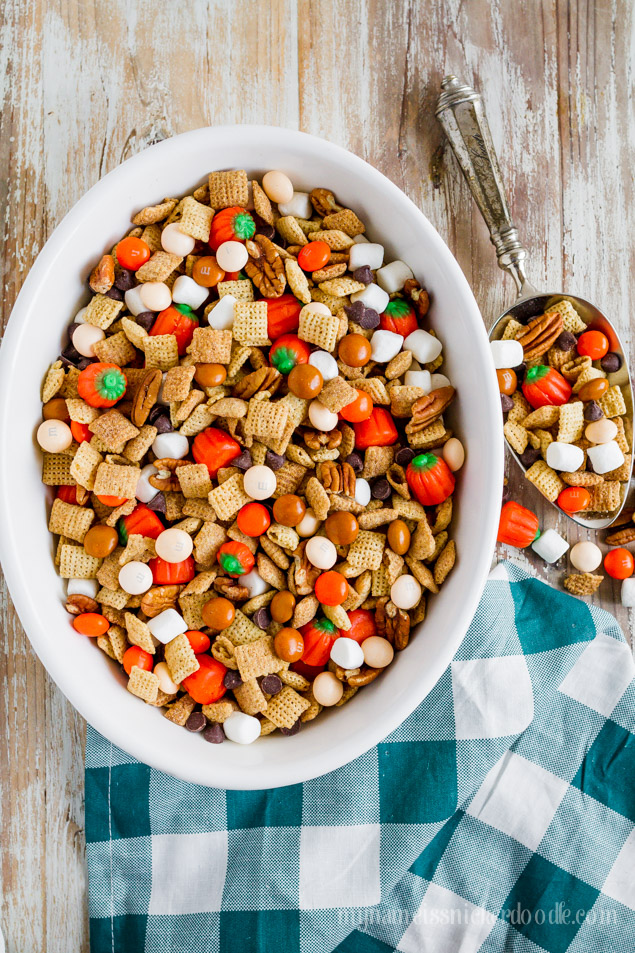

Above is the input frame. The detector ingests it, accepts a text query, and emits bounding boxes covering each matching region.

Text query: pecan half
[75,486,90,505]
[140,585,182,618]
[132,367,162,426]
[608,506,634,528]
[375,597,411,649]
[406,386,455,434]
[149,457,189,491]
[232,366,282,399]
[605,526,635,546]
[516,311,563,362]
[403,278,430,319]
[348,666,381,687]
[65,593,99,615]
[244,235,286,298]
[310,188,343,217]
[317,461,355,496]
[303,427,342,450]
[214,577,250,600]
[89,254,115,294]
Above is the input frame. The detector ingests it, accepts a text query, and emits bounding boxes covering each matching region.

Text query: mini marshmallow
[531,529,569,564]
[404,329,443,364]
[240,569,270,599]
[309,350,339,381]
[404,369,431,391]
[223,711,261,745]
[490,339,523,370]
[587,441,625,475]
[67,578,99,599]
[546,442,585,472]
[208,294,236,330]
[135,463,160,503]
[330,637,364,670]
[431,373,452,390]
[277,191,313,218]
[124,286,146,317]
[152,432,189,460]
[621,578,635,608]
[350,282,390,314]
[370,329,403,363]
[376,260,414,294]
[354,477,371,506]
[147,608,188,644]
[172,275,209,311]
[348,242,384,270]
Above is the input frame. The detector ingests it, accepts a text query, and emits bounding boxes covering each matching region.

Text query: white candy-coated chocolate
[621,578,635,608]
[73,306,88,324]
[585,418,618,444]
[350,282,389,314]
[348,242,384,271]
[216,240,249,272]
[531,529,569,564]
[443,437,465,472]
[154,661,179,695]
[545,441,585,472]
[570,541,602,573]
[118,561,153,595]
[240,569,270,598]
[309,400,339,431]
[370,329,403,363]
[376,260,414,294]
[296,508,321,537]
[277,191,312,218]
[305,535,337,570]
[586,440,624,475]
[67,578,99,599]
[152,431,189,460]
[155,528,193,564]
[490,339,523,370]
[312,671,344,706]
[161,221,196,257]
[139,281,172,312]
[146,607,188,644]
[223,710,261,744]
[72,322,105,357]
[404,369,431,391]
[354,478,371,506]
[390,574,422,610]
[124,286,146,316]
[308,350,339,381]
[404,329,443,364]
[37,419,73,453]
[208,293,237,330]
[330,637,364,670]
[243,465,277,500]
[135,464,159,503]
[362,635,394,668]
[300,301,331,319]
[262,170,294,204]
[172,274,209,310]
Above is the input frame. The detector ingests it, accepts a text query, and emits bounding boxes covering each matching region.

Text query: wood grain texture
[0,2,632,950]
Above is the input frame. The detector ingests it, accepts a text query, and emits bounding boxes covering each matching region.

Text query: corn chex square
[347,531,385,571]
[218,280,254,301]
[178,196,214,241]
[93,463,140,500]
[208,169,249,209]
[89,410,139,451]
[298,308,340,351]
[70,441,103,490]
[244,399,289,440]
[232,301,270,346]
[177,463,213,499]
[263,687,310,729]
[143,334,179,370]
[84,294,123,330]
[48,498,94,543]
[208,474,251,521]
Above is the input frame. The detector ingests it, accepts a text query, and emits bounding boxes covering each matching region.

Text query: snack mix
[38,169,463,745]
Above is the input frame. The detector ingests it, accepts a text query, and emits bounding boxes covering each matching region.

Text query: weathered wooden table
[1,1,633,949]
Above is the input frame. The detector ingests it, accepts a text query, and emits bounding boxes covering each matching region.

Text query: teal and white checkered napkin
[85,561,635,953]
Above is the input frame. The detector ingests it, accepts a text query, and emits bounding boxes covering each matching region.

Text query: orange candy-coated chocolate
[201,597,236,630]
[314,570,348,606]
[73,613,110,637]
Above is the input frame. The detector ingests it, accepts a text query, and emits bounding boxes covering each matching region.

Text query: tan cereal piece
[347,531,385,571]
[305,476,330,520]
[233,679,269,715]
[48,498,94,543]
[164,693,196,726]
[602,460,632,482]
[119,534,156,566]
[357,508,398,529]
[182,499,218,523]
[234,636,286,681]
[70,441,103,491]
[560,470,603,486]
[545,299,586,334]
[139,223,162,252]
[42,361,65,402]
[124,612,156,654]
[162,365,196,402]
[522,405,560,429]
[256,552,288,590]
[613,416,630,455]
[252,180,273,224]
[178,592,213,630]
[311,287,349,313]
[563,573,603,596]
[218,279,254,301]
[547,345,576,371]
[408,420,449,450]
[132,198,178,226]
[405,556,439,594]
[292,594,319,628]
[65,399,100,424]
[84,294,124,330]
[318,377,357,414]
[434,540,456,585]
[93,463,140,500]
[124,424,157,463]
[207,474,251,522]
[223,609,264,646]
[321,209,365,236]
[97,634,116,660]
[174,390,207,425]
[285,444,314,468]
[323,604,351,630]
[97,585,129,610]
[164,633,200,684]
[208,398,248,419]
[507,391,532,424]
[164,491,186,521]
[42,453,76,486]
[385,350,413,380]
[193,520,228,565]
[232,301,270,347]
[409,518,436,560]
[121,317,149,350]
[143,334,179,371]
[107,625,128,663]
[135,251,182,283]
[307,229,354,250]
[501,318,525,340]
[104,498,136,527]
[97,548,126,589]
[525,460,564,503]
[392,497,427,520]
[285,258,311,304]
[312,262,347,283]
[319,277,365,297]
[260,535,291,570]
[572,367,605,394]
[561,356,591,382]
[58,544,102,579]
[533,429,554,459]
[598,385,627,418]
[127,666,159,703]
[371,565,390,596]
[351,377,390,405]
[263,686,310,729]
[244,399,289,440]
[178,196,214,240]
[557,403,585,443]
[89,410,139,451]
[298,308,340,352]
[503,421,529,455]
[208,169,249,208]
[92,331,137,367]
[177,463,213,499]
[276,216,308,246]
[201,699,239,723]
[361,445,395,480]
[179,570,217,597]
[60,366,81,399]
[280,670,311,692]
[587,481,621,513]
[187,327,233,364]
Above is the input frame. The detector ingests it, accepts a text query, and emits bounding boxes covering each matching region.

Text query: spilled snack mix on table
[37,169,464,745]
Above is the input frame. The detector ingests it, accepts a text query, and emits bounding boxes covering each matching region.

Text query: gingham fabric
[86,561,635,953]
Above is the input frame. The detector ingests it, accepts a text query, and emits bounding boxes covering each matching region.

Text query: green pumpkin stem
[525,364,550,383]
[410,452,439,473]
[97,368,126,401]
[220,553,245,575]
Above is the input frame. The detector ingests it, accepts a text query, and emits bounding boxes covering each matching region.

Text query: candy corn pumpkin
[406,453,455,506]
[522,365,571,409]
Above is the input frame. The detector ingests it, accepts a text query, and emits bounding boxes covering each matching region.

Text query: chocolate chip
[223,670,243,690]
[555,330,577,351]
[146,492,166,515]
[512,362,527,383]
[77,358,92,370]
[105,286,124,301]
[154,415,173,434]
[148,404,165,425]
[500,393,514,413]
[265,451,285,470]
[202,723,225,744]
[260,674,283,695]
[371,478,391,500]
[344,299,380,330]
[135,311,156,332]
[359,308,380,330]
[601,352,622,373]
[233,450,253,470]
[345,452,363,473]
[519,447,541,468]
[114,269,135,291]
[280,719,301,736]
[60,342,83,367]
[395,447,415,466]
[352,266,373,285]
[186,711,206,732]
[584,400,603,421]
[253,607,272,630]
[252,214,275,240]
[502,484,510,503]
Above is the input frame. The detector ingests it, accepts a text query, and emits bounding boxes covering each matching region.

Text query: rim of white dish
[0,125,503,788]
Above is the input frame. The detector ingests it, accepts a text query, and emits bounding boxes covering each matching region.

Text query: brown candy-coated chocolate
[273,627,304,663]
[195,363,227,387]
[201,597,235,630]
[387,519,411,556]
[270,590,296,623]
[83,524,119,559]
[325,511,359,546]
[273,494,306,527]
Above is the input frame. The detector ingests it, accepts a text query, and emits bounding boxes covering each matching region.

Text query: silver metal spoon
[435,75,633,529]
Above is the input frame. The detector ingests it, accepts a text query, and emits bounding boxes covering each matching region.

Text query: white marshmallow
[587,441,624,475]
[223,711,261,745]
[404,369,431,391]
[370,329,403,363]
[67,578,99,599]
[376,260,414,294]
[330,637,365,670]
[348,242,384,270]
[240,569,270,599]
[277,191,313,218]
[172,275,209,311]
[490,339,523,370]
[404,329,443,364]
[350,282,389,314]
[308,350,338,381]
[161,222,196,257]
[135,464,160,503]
[431,373,452,390]
[147,608,188,644]
[546,442,585,472]
[152,432,189,460]
[531,529,569,564]
[354,477,371,506]
[124,286,147,317]
[621,578,635,608]
[208,294,237,330]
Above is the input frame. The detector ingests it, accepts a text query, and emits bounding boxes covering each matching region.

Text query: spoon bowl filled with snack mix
[0,126,502,788]
[437,77,633,530]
